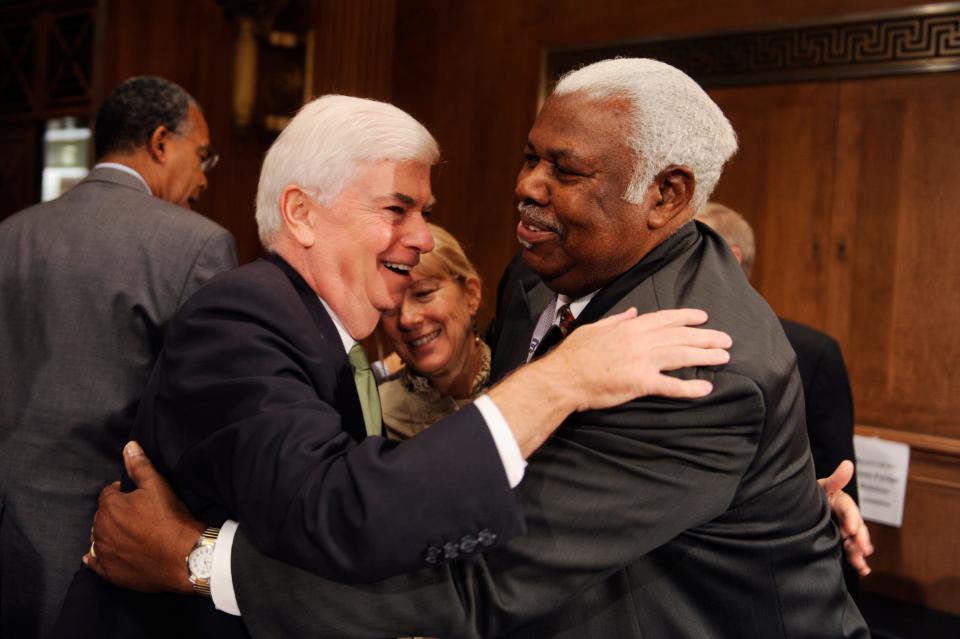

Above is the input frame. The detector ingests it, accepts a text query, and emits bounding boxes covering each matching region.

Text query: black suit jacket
[780,318,858,503]
[51,255,524,637]
[780,317,860,596]
[228,222,868,638]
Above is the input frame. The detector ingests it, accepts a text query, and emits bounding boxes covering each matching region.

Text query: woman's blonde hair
[416,223,481,291]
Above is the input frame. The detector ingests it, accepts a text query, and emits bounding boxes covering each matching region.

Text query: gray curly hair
[554,58,738,213]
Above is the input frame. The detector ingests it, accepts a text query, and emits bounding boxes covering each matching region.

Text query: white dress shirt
[211,297,525,615]
[527,291,598,361]
[92,163,152,194]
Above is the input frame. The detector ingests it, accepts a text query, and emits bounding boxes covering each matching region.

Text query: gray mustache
[517,202,564,234]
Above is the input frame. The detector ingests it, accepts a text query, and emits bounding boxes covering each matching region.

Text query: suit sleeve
[143,275,525,585]
[805,338,858,503]
[176,226,238,306]
[232,370,767,639]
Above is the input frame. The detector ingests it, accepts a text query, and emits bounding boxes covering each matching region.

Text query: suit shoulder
[146,199,230,237]
[0,200,54,231]
[183,259,290,307]
[779,318,839,354]
[76,178,228,237]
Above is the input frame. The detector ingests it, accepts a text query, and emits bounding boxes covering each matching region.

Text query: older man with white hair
[54,92,733,636]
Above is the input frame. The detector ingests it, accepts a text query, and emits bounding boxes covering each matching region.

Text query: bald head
[696,202,755,279]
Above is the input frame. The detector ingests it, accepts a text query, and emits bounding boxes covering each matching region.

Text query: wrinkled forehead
[341,159,435,205]
[529,92,635,160]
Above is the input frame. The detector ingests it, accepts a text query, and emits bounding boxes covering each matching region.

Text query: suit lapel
[267,254,368,442]
[493,224,700,380]
[490,274,553,382]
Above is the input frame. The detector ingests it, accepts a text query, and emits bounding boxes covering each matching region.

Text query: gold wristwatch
[186,527,220,596]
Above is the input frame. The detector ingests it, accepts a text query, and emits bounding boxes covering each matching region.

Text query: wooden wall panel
[834,73,960,441]
[857,426,960,614]
[311,0,396,101]
[708,83,840,329]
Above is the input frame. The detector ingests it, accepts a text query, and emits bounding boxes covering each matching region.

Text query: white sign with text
[853,435,910,528]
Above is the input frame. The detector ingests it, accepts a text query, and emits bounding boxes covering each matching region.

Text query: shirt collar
[556,290,598,322]
[92,162,152,195]
[317,296,355,354]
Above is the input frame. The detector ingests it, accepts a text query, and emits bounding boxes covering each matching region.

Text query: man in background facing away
[0,76,237,637]
[697,200,861,595]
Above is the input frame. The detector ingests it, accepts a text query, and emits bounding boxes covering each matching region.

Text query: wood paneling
[311,0,396,101]
[709,82,841,329]
[858,425,960,614]
[834,73,960,441]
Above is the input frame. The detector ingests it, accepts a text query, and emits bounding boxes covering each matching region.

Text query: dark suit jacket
[780,319,858,502]
[780,318,860,595]
[0,167,236,638]
[51,254,525,637]
[227,222,868,639]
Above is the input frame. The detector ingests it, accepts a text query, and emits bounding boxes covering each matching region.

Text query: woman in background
[379,223,488,439]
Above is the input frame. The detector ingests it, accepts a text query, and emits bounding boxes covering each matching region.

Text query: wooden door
[709,82,841,330]
[708,72,960,615]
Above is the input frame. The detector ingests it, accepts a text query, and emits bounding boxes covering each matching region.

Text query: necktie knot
[348,343,381,437]
[557,304,575,337]
[348,342,371,371]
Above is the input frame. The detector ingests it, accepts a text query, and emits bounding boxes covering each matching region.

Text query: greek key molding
[546,3,960,88]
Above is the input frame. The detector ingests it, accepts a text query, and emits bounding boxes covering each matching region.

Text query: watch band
[199,526,220,543]
[187,526,220,596]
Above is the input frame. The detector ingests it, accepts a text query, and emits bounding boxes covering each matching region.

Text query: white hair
[255,95,440,248]
[553,58,737,213]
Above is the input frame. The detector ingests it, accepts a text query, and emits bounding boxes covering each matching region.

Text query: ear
[729,245,744,266]
[147,125,170,163]
[648,166,696,230]
[462,277,482,316]
[278,185,318,248]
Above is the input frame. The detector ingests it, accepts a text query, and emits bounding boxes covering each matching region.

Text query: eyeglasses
[170,129,220,172]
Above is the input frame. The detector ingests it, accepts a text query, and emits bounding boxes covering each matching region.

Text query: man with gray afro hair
[554,57,738,213]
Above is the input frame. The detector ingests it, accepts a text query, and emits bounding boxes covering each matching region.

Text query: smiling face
[298,159,436,337]
[515,92,659,297]
[381,269,481,384]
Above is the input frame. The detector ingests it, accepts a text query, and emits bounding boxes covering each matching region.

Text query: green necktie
[348,342,383,437]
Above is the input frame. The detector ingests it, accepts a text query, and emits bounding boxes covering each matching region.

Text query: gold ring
[89,541,96,559]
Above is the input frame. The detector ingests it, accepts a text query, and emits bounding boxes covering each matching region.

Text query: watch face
[188,544,214,579]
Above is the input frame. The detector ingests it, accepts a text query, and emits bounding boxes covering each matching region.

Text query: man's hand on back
[819,460,874,576]
[491,308,732,457]
[85,441,202,594]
